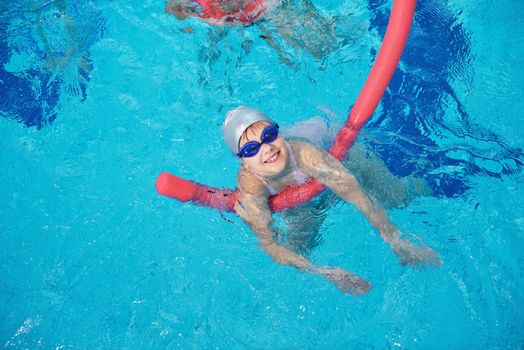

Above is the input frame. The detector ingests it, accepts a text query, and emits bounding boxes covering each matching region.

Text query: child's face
[239,121,289,177]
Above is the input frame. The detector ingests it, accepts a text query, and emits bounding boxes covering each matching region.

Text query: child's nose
[260,142,274,155]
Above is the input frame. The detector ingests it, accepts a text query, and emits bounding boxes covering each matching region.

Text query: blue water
[1,0,523,348]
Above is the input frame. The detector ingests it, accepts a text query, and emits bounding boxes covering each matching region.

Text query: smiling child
[224,106,440,294]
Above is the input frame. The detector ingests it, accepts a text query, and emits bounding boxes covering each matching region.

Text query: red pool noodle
[156,0,417,213]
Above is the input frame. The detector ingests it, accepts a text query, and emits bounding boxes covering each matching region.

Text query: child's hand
[316,266,371,295]
[391,237,441,266]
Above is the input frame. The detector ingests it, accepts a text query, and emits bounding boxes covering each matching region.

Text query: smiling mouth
[264,151,280,164]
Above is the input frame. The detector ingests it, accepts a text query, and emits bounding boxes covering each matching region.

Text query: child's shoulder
[288,137,322,149]
[288,138,326,166]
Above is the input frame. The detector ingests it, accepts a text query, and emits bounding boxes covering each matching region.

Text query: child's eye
[263,130,276,141]
[246,143,258,153]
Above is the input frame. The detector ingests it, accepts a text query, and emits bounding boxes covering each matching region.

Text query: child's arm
[296,141,440,266]
[234,169,371,294]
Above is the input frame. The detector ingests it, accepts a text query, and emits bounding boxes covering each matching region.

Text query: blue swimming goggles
[236,123,280,158]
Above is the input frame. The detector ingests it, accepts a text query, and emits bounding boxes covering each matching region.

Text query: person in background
[165,0,336,63]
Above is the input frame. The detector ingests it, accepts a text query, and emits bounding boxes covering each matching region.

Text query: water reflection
[365,0,523,197]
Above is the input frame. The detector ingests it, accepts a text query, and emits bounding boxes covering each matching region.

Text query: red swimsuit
[193,0,268,23]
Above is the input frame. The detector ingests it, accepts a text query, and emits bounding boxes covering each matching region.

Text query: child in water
[223,106,440,295]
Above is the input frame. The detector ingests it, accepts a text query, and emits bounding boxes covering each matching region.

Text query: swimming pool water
[1,0,523,348]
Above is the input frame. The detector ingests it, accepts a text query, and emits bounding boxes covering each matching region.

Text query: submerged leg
[256,22,294,67]
[263,0,336,59]
[345,143,432,209]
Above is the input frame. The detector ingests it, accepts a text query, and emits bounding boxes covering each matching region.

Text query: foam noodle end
[156,172,197,202]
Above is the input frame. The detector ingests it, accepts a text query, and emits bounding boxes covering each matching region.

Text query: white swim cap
[222,106,272,154]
